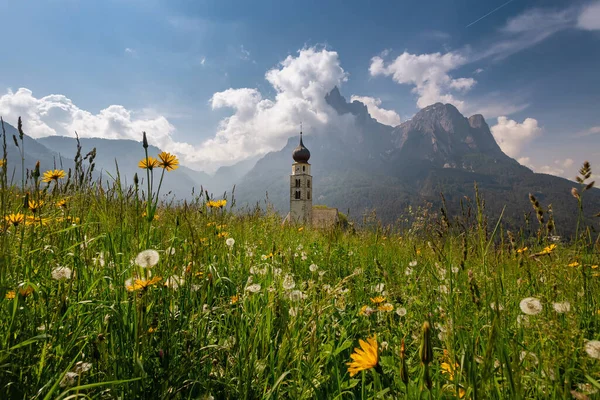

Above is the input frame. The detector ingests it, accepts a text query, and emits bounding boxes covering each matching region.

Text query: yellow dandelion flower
[42,169,66,183]
[126,276,163,292]
[217,231,229,238]
[56,199,68,209]
[517,246,528,254]
[378,303,394,312]
[539,244,557,255]
[298,226,304,232]
[18,285,34,297]
[148,327,157,333]
[416,248,421,255]
[568,261,580,268]
[591,265,598,269]
[370,296,386,304]
[347,335,379,377]
[207,199,227,208]
[231,294,239,304]
[138,156,160,170]
[206,222,216,227]
[157,151,179,171]
[5,290,16,300]
[5,213,25,226]
[359,305,374,316]
[216,224,227,230]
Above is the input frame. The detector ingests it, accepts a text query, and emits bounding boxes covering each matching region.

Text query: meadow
[1,129,600,399]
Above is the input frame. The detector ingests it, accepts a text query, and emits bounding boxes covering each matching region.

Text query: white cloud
[576,126,600,137]
[578,1,600,30]
[200,56,206,66]
[537,165,565,177]
[490,116,542,157]
[369,51,474,111]
[350,95,401,126]
[473,68,484,74]
[0,87,196,162]
[517,157,532,167]
[0,48,357,172]
[558,158,574,168]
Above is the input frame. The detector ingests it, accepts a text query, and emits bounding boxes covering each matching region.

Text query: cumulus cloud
[490,116,542,157]
[369,51,475,110]
[0,48,358,172]
[0,87,196,161]
[350,95,401,126]
[578,1,600,30]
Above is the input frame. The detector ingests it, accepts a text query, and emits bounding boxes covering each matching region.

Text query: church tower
[289,132,312,224]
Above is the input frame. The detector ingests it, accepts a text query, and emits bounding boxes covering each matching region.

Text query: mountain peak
[468,114,487,129]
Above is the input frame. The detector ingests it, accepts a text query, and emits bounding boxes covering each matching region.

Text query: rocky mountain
[235,88,600,235]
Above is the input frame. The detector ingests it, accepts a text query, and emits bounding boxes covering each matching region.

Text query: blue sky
[0,0,599,176]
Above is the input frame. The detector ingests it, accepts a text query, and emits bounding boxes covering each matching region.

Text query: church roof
[292,132,310,163]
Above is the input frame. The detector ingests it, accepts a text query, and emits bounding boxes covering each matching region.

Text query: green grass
[1,150,600,399]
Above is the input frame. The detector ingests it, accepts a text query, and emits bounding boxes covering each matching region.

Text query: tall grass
[0,131,599,399]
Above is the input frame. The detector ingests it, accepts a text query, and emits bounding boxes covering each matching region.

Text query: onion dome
[292,132,310,163]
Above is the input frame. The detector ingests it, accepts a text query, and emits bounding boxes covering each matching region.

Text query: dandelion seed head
[396,307,407,317]
[409,260,417,267]
[519,297,543,315]
[309,263,318,272]
[52,266,72,281]
[282,274,295,290]
[553,301,571,313]
[585,340,600,359]
[135,249,160,268]
[245,283,261,293]
[226,238,235,248]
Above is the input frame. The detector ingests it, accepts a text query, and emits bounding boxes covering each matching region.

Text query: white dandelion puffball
[135,249,160,268]
[282,274,295,290]
[585,340,600,359]
[409,260,418,267]
[490,302,504,311]
[396,307,407,317]
[226,238,235,248]
[60,371,79,388]
[52,266,72,281]
[245,283,261,293]
[553,301,571,314]
[165,275,184,290]
[309,263,318,272]
[519,297,543,315]
[289,290,305,302]
[374,283,385,293]
[74,362,92,374]
[405,267,413,276]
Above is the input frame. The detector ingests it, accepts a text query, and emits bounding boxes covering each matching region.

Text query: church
[283,132,340,228]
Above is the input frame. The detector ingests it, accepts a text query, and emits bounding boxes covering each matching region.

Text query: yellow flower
[42,169,66,183]
[206,222,216,227]
[359,305,374,316]
[0,159,5,167]
[539,244,557,255]
[216,224,227,230]
[148,327,156,333]
[141,211,159,221]
[378,303,394,312]
[517,246,528,254]
[126,276,163,292]
[138,156,160,170]
[591,265,598,269]
[27,200,44,213]
[5,213,25,226]
[441,355,465,398]
[5,290,15,300]
[18,285,34,297]
[370,296,386,304]
[207,199,227,209]
[568,261,580,268]
[157,152,179,171]
[56,199,68,209]
[231,295,239,304]
[347,335,379,377]
[298,226,304,232]
[416,248,421,256]
[217,232,229,238]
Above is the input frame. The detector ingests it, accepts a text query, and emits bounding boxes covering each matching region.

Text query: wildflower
[282,274,295,290]
[230,294,239,304]
[4,213,25,226]
[164,275,184,290]
[157,151,179,171]
[138,156,160,170]
[309,263,318,272]
[135,249,160,268]
[5,290,15,300]
[42,169,66,183]
[370,296,386,304]
[207,199,227,209]
[516,246,528,254]
[27,200,44,213]
[585,341,600,359]
[405,267,413,275]
[217,232,228,238]
[409,260,418,267]
[225,238,235,249]
[347,335,378,377]
[126,276,162,291]
[52,266,73,281]
[568,261,580,268]
[359,305,375,316]
[378,303,394,312]
[520,297,543,315]
[348,251,354,256]
[18,285,34,297]
[297,226,304,232]
[245,283,261,293]
[539,244,557,255]
[289,289,305,301]
[396,307,407,317]
[0,159,4,167]
[552,301,571,313]
[56,199,68,209]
